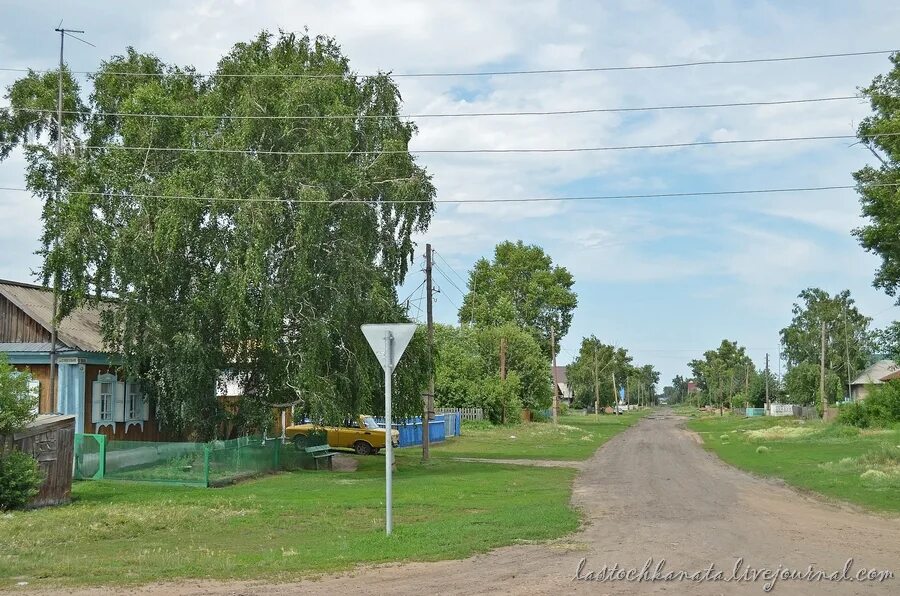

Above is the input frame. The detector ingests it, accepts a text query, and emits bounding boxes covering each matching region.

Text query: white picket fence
[435,407,483,421]
[767,403,795,417]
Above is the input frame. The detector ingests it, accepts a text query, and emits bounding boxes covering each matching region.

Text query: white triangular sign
[361,323,418,369]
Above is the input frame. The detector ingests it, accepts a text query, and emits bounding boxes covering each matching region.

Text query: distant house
[553,365,574,405]
[0,279,165,441]
[850,359,898,401]
[880,368,900,382]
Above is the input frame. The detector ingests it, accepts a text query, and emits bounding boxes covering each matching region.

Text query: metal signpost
[361,323,417,535]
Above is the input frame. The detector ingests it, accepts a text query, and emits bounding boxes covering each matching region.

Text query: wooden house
[0,279,166,441]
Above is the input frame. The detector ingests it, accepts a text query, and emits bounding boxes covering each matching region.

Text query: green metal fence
[74,434,321,487]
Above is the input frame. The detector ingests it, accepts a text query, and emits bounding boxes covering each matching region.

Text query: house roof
[0,342,75,353]
[0,279,111,353]
[851,359,898,386]
[880,369,900,382]
[553,365,568,384]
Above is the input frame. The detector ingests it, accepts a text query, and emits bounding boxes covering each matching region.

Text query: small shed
[11,414,75,508]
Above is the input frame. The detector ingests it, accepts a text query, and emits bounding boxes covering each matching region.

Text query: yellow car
[285,415,399,455]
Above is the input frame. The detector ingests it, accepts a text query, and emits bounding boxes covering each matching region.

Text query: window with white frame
[99,378,115,422]
[125,381,144,421]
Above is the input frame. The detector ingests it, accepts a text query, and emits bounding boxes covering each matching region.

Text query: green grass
[424,411,648,461]
[0,452,579,588]
[688,415,900,514]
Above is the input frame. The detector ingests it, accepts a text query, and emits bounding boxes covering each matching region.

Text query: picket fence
[435,407,483,421]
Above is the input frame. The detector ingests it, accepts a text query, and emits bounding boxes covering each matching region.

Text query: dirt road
[54,411,900,595]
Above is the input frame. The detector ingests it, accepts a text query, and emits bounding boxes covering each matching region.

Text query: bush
[0,449,42,510]
[838,381,900,428]
[837,401,870,428]
[865,381,900,426]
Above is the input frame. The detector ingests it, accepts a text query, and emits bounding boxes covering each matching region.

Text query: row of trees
[679,287,899,409]
[565,338,658,410]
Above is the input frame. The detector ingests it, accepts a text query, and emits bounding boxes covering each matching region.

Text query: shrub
[0,449,42,510]
[756,446,770,454]
[864,381,900,427]
[837,401,870,428]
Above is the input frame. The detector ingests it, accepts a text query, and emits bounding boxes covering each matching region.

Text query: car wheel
[292,434,309,450]
[354,441,373,456]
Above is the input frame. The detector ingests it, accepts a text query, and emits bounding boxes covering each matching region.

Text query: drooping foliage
[0,32,435,438]
[854,52,900,303]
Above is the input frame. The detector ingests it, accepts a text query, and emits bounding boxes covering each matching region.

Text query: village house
[0,279,164,441]
[849,359,898,401]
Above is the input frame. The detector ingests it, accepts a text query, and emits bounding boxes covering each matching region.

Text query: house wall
[12,363,53,413]
[81,364,169,442]
[0,294,51,343]
[851,385,873,401]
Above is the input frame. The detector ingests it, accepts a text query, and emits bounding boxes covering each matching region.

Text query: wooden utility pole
[550,326,558,424]
[499,336,507,424]
[423,244,434,461]
[611,372,618,415]
[593,346,599,416]
[819,320,827,415]
[764,353,770,412]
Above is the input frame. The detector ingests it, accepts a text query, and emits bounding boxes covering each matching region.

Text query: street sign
[361,324,417,369]
[360,322,418,536]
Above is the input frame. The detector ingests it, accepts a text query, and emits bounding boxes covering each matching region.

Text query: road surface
[55,410,900,595]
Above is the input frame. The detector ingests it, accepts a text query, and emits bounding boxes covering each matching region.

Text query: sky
[1,0,899,385]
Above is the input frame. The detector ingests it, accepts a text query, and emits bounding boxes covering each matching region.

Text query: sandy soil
[22,411,900,595]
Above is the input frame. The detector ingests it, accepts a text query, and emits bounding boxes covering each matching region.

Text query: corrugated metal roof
[0,279,112,353]
[0,342,75,353]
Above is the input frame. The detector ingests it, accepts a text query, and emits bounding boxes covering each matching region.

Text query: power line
[1,182,897,205]
[3,95,861,120]
[433,250,468,285]
[64,132,900,157]
[432,263,467,299]
[399,278,426,305]
[434,282,461,313]
[2,49,894,79]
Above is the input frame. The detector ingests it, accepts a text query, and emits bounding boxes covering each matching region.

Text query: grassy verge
[0,451,578,588]
[424,410,649,461]
[687,415,900,514]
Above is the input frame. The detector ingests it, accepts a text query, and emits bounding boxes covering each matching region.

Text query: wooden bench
[304,444,335,470]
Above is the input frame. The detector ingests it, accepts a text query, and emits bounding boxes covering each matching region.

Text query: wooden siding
[12,364,53,413]
[82,364,170,442]
[0,294,50,343]
[10,415,75,508]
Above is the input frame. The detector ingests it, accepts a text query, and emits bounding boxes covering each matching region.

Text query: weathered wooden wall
[10,415,75,508]
[11,363,53,413]
[0,294,51,343]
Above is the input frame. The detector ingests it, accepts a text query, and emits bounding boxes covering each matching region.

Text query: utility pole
[819,320,827,416]
[48,26,85,411]
[843,303,853,401]
[499,336,507,423]
[765,353,770,412]
[550,326,558,424]
[593,346,599,416]
[610,372,617,415]
[423,244,434,461]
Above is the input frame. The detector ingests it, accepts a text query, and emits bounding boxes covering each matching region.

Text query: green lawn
[0,452,579,588]
[688,415,900,514]
[424,411,648,461]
